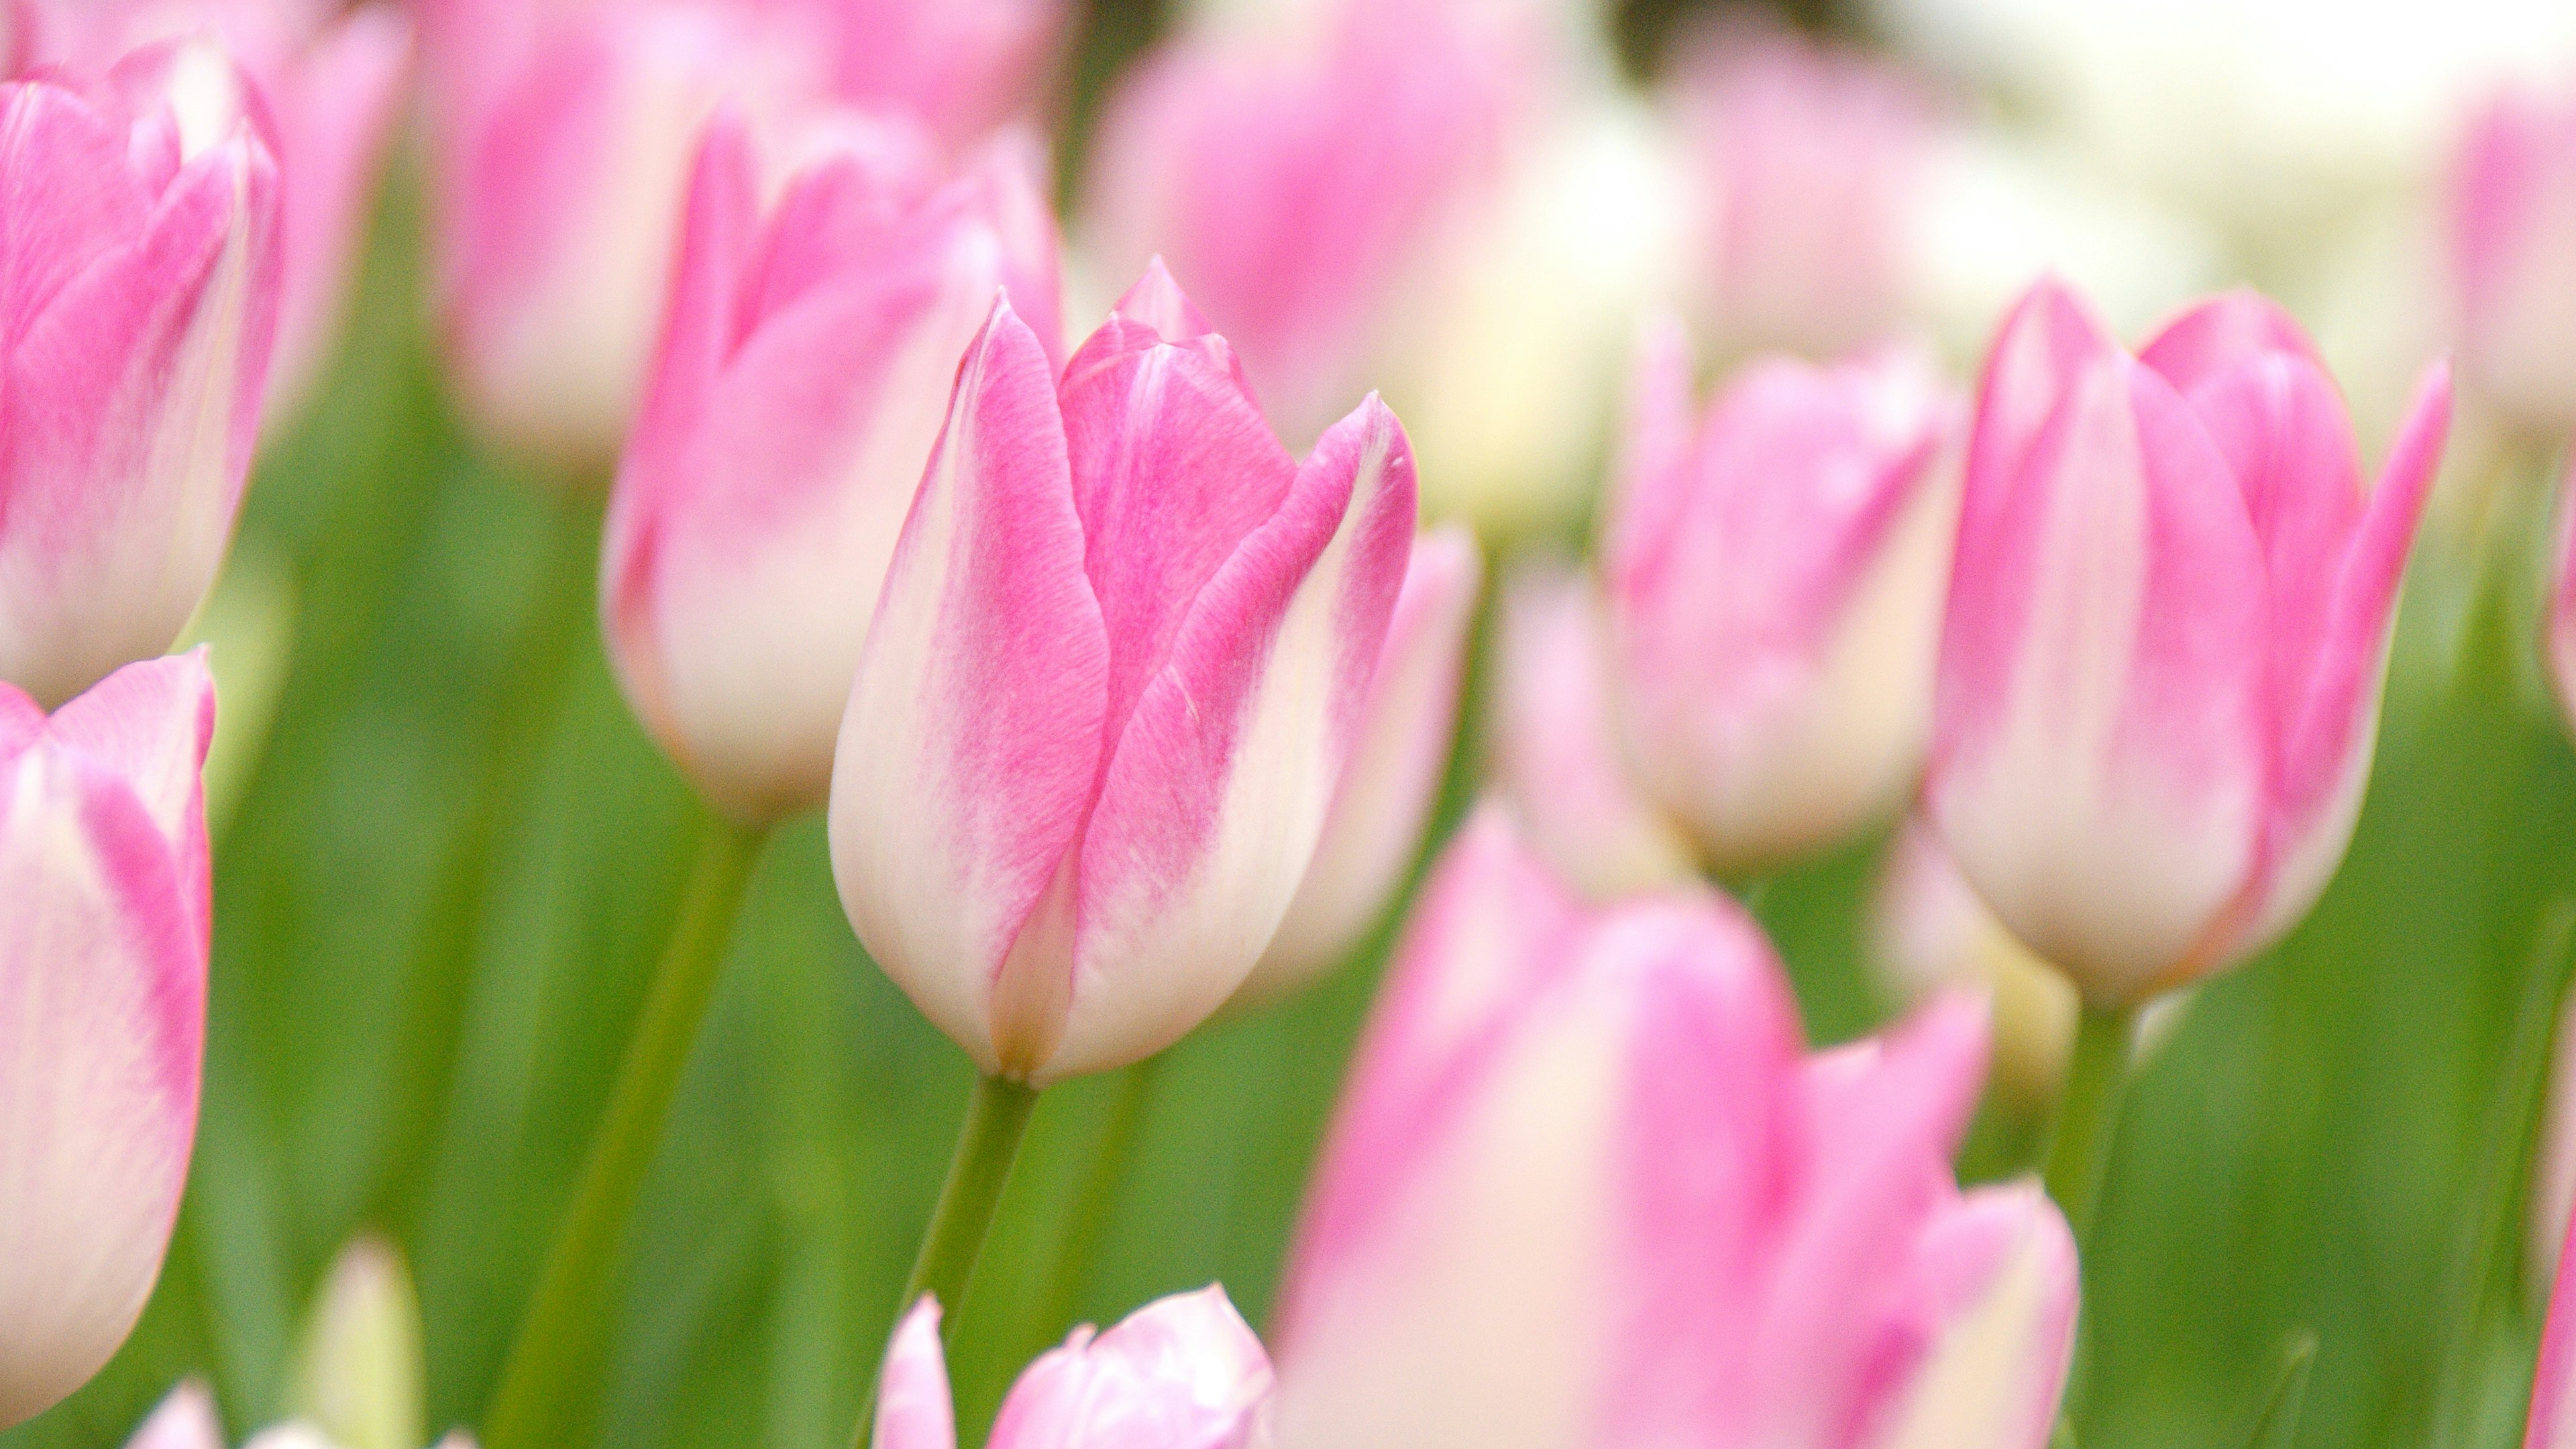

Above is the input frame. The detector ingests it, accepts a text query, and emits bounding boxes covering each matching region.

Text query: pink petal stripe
[44,651,215,953]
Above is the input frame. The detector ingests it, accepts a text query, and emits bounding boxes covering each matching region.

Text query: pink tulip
[1671,27,1931,361]
[2450,85,2576,435]
[1603,322,1962,871]
[0,652,216,1428]
[1267,808,2076,1449]
[0,48,282,710]
[19,0,411,423]
[1485,560,1697,902]
[828,263,1417,1084]
[818,0,1068,152]
[602,110,1061,822]
[2537,1205,2576,1449]
[1237,527,1480,1003]
[1928,281,2451,1005]
[421,0,833,467]
[875,1287,1273,1449]
[1083,0,1541,445]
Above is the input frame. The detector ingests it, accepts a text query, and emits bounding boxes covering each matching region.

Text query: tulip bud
[1081,0,1542,450]
[1267,808,2074,1448]
[829,264,1417,1084]
[2449,86,2576,436]
[0,652,217,1429]
[1603,323,1961,872]
[288,1238,425,1449]
[875,1287,1273,1449]
[0,51,282,710]
[424,0,830,468]
[1485,560,1697,901]
[604,112,1062,822]
[1670,27,1931,362]
[1236,527,1480,1004]
[1928,282,2451,1005]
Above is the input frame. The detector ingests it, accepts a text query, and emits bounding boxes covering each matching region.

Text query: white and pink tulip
[827,263,1417,1084]
[1927,281,2451,1004]
[2450,84,2576,437]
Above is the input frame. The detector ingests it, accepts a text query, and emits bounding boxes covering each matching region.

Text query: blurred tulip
[829,264,1416,1085]
[2537,1199,2576,1448]
[422,0,831,468]
[1603,323,1962,872]
[0,50,282,710]
[1929,282,2451,1004]
[603,111,1061,821]
[1872,818,2074,1107]
[22,0,411,423]
[1267,809,2074,1448]
[2451,85,2576,436]
[122,1381,475,1449]
[819,0,1067,151]
[0,652,216,1429]
[1236,527,1480,1004]
[1083,0,1543,447]
[1382,96,1691,537]
[289,1238,425,1449]
[1484,560,1697,902]
[1670,27,1931,361]
[875,1288,1273,1449]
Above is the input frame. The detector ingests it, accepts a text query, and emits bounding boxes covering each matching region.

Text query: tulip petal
[2534,1204,2576,1449]
[2135,289,2329,394]
[830,298,1107,1077]
[1049,395,1415,1080]
[1933,323,2269,1000]
[125,1381,223,1449]
[875,1297,955,1449]
[992,1287,1272,1449]
[0,735,205,1426]
[1868,1183,2078,1449]
[44,651,215,952]
[0,82,156,343]
[1244,525,1481,1000]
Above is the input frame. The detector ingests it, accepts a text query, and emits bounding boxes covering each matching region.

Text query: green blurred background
[11,2,2576,1447]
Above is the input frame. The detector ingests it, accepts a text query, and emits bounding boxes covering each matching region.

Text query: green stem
[1033,1056,1164,1348]
[480,813,769,1449]
[851,1073,1042,1449]
[370,488,600,1232]
[2043,1002,2141,1246]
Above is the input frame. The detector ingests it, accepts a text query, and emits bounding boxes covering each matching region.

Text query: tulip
[1236,526,1480,1003]
[21,0,413,422]
[422,0,832,468]
[1083,0,1543,448]
[1603,323,1962,872]
[288,1238,426,1449]
[603,111,1062,821]
[1266,809,2075,1448]
[1927,281,2451,1004]
[1,651,216,1429]
[2538,1201,2576,1449]
[829,262,1417,1085]
[875,1287,1273,1449]
[1670,28,1931,361]
[822,0,1068,152]
[1484,560,1697,902]
[0,51,282,710]
[2452,86,2576,436]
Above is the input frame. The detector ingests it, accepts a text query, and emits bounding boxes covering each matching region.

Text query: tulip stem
[481,812,769,1449]
[852,1071,1042,1449]
[2041,1001,2139,1244]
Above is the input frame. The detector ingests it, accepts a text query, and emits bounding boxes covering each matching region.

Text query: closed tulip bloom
[1266,808,2074,1449]
[2453,86,2576,435]
[423,0,828,468]
[604,112,1061,821]
[1929,282,2451,1004]
[1,652,216,1429]
[876,1288,1273,1449]
[24,0,412,422]
[829,263,1417,1084]
[1236,527,1480,1003]
[1084,0,1542,447]
[0,50,282,710]
[1605,323,1962,871]
[1672,28,1931,361]
[1485,560,1697,902]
